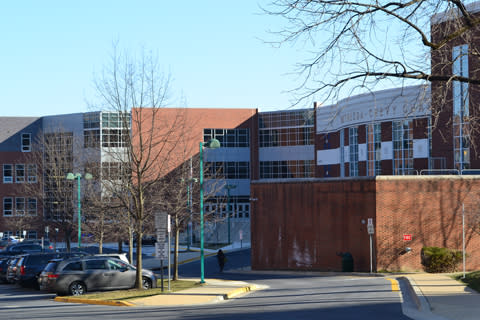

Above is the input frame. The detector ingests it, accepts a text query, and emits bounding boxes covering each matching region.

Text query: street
[0,249,411,320]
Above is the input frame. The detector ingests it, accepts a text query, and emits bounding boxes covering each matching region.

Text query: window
[3,164,13,183]
[64,261,83,271]
[21,133,31,152]
[367,124,382,176]
[203,128,250,147]
[259,160,314,179]
[85,259,108,270]
[393,120,414,175]
[27,198,37,215]
[27,164,37,183]
[3,198,13,216]
[15,197,25,215]
[27,231,37,239]
[15,164,25,183]
[205,162,250,179]
[453,44,470,171]
[349,127,359,176]
[259,110,314,147]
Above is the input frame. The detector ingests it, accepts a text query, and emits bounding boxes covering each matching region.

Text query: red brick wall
[375,176,480,271]
[251,176,480,272]
[251,179,376,271]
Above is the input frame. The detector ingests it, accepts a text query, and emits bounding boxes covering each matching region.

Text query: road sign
[367,224,375,235]
[403,234,412,241]
[155,242,168,260]
[155,212,167,243]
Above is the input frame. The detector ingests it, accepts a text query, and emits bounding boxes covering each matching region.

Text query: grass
[453,271,480,293]
[74,279,201,301]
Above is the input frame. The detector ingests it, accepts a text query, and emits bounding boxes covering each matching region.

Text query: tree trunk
[117,239,123,254]
[135,230,143,289]
[99,229,104,254]
[128,227,133,264]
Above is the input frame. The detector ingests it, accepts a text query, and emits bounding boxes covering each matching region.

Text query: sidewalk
[55,278,259,307]
[55,244,257,307]
[401,273,480,320]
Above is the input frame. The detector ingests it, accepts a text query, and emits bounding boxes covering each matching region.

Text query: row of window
[259,110,314,129]
[84,129,130,148]
[259,127,314,147]
[205,196,250,219]
[260,160,314,179]
[204,162,250,179]
[1,230,38,239]
[3,164,37,183]
[3,197,37,216]
[203,129,249,148]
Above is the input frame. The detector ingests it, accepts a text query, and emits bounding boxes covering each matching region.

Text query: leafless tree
[22,129,82,252]
[264,1,480,142]
[91,45,190,289]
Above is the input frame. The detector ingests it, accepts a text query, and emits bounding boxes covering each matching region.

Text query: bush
[421,246,463,273]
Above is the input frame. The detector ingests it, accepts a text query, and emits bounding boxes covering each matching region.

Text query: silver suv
[41,256,157,295]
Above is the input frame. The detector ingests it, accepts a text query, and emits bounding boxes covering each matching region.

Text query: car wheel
[142,277,152,290]
[69,281,86,296]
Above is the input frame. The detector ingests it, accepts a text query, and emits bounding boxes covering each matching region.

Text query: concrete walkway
[404,273,480,320]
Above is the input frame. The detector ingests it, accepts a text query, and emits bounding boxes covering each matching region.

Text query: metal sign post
[367,219,375,273]
[155,212,168,292]
[167,214,171,291]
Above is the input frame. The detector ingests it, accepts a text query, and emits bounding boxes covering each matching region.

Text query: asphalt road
[0,249,411,320]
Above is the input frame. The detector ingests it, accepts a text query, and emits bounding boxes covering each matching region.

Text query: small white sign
[367,225,375,235]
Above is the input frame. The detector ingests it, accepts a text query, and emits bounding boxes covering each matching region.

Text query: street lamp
[199,138,221,284]
[224,184,236,245]
[66,172,93,248]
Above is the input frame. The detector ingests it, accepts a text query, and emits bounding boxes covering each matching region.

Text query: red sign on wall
[403,234,412,241]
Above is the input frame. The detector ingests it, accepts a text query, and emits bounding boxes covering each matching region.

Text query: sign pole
[168,214,171,291]
[367,218,374,273]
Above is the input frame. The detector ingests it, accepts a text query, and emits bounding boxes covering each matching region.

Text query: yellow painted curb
[224,285,256,299]
[386,278,400,292]
[54,296,134,307]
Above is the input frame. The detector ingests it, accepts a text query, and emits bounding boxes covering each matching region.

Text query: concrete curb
[53,283,259,307]
[54,296,134,307]
[223,285,257,300]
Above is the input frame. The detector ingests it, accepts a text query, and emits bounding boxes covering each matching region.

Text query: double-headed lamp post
[66,172,92,248]
[199,138,220,284]
[224,184,236,245]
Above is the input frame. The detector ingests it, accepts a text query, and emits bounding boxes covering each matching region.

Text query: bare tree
[92,45,189,289]
[22,129,80,252]
[264,1,480,134]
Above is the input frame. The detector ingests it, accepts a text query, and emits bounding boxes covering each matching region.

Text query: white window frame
[27,164,37,183]
[3,198,13,216]
[3,164,13,183]
[15,197,25,215]
[21,133,31,152]
[15,164,25,183]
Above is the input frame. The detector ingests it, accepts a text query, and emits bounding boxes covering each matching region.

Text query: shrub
[421,246,463,273]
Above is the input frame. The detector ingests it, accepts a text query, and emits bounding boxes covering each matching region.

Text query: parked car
[0,257,10,283]
[40,256,157,296]
[92,253,129,264]
[15,252,87,288]
[6,256,24,283]
[3,243,46,255]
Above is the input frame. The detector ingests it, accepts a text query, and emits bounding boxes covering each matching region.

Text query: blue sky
[1,1,317,117]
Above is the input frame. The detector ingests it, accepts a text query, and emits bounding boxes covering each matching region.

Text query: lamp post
[66,172,92,248]
[199,138,220,284]
[224,184,236,245]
